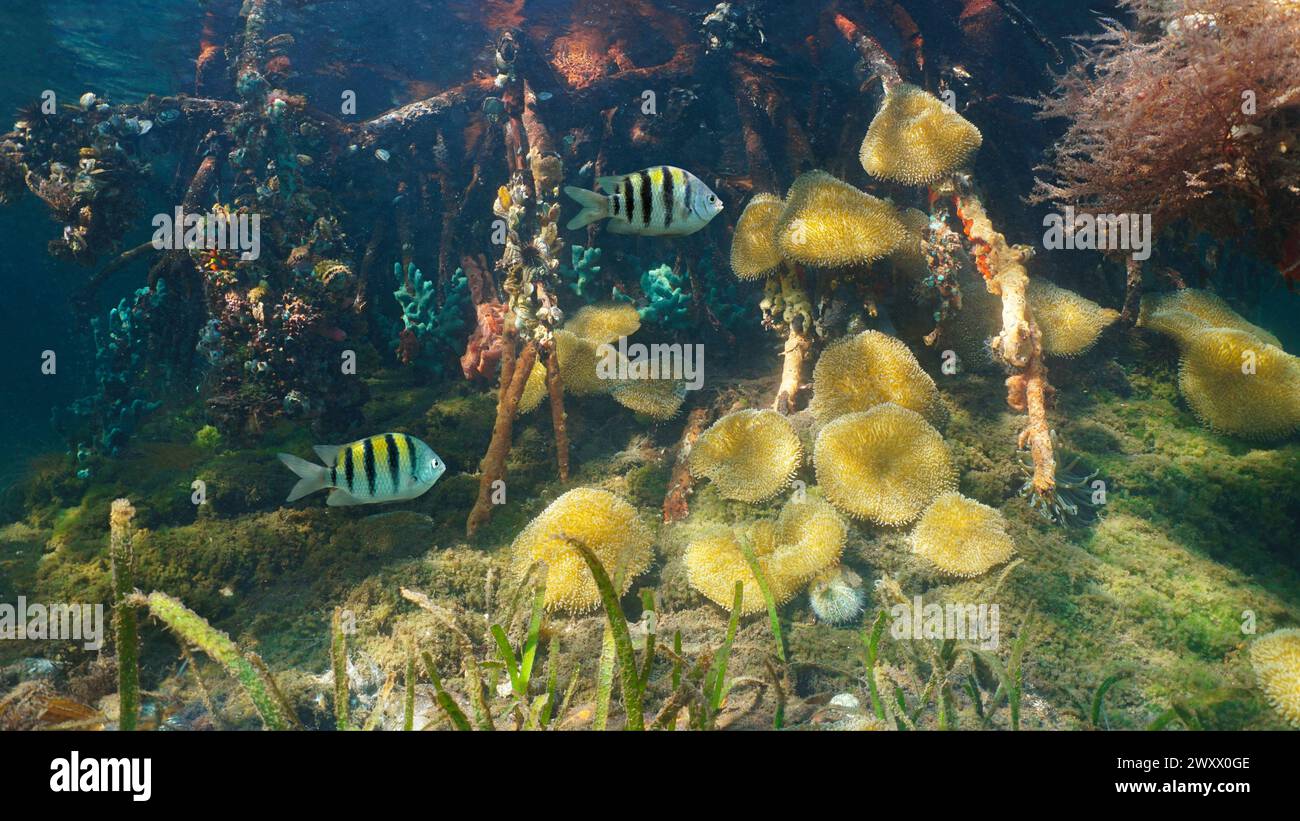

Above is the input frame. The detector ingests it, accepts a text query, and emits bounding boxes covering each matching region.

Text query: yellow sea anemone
[554,329,609,396]
[731,193,786,280]
[808,330,944,426]
[1027,279,1120,357]
[684,527,790,615]
[1177,327,1300,440]
[859,84,983,186]
[689,409,803,502]
[1139,289,1282,349]
[684,496,845,615]
[910,492,1016,577]
[518,360,549,414]
[1136,306,1209,343]
[769,495,849,585]
[813,403,955,525]
[610,378,686,421]
[774,171,910,267]
[1249,628,1300,728]
[510,487,655,613]
[565,302,642,345]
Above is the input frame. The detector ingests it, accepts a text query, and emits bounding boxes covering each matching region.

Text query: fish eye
[708,194,716,202]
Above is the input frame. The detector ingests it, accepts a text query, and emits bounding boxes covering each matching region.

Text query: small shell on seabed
[374,148,390,162]
[79,92,96,109]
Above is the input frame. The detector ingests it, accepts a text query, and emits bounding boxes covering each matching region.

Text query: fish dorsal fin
[596,175,625,194]
[313,444,343,464]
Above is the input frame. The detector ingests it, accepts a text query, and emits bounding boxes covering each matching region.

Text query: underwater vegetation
[1,0,1299,735]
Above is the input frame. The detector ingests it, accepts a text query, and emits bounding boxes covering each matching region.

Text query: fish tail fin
[278,453,330,502]
[564,185,607,230]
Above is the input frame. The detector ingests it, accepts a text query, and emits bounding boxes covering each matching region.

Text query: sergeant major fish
[278,433,445,506]
[564,166,723,236]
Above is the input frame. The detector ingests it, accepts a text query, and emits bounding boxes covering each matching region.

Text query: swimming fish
[277,433,445,506]
[564,166,723,236]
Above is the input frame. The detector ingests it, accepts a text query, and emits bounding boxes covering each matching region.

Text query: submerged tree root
[955,190,1058,499]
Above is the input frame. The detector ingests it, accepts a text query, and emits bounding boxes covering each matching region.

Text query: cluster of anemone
[1027,280,1120,357]
[1249,628,1300,728]
[1138,289,1300,440]
[808,330,945,427]
[910,492,1016,577]
[684,496,847,615]
[859,84,983,186]
[813,403,956,526]
[510,487,654,613]
[688,409,803,502]
[519,303,685,421]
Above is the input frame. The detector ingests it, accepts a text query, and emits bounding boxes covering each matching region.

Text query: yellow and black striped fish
[278,433,445,507]
[564,166,723,236]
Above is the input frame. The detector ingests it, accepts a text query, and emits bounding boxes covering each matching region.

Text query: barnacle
[911,492,1016,577]
[1176,327,1300,440]
[565,302,642,344]
[773,171,910,267]
[510,488,654,613]
[1249,628,1300,728]
[813,403,956,525]
[688,409,803,502]
[1027,279,1120,357]
[731,193,786,280]
[808,330,945,427]
[684,496,846,615]
[1139,289,1282,348]
[859,84,983,186]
